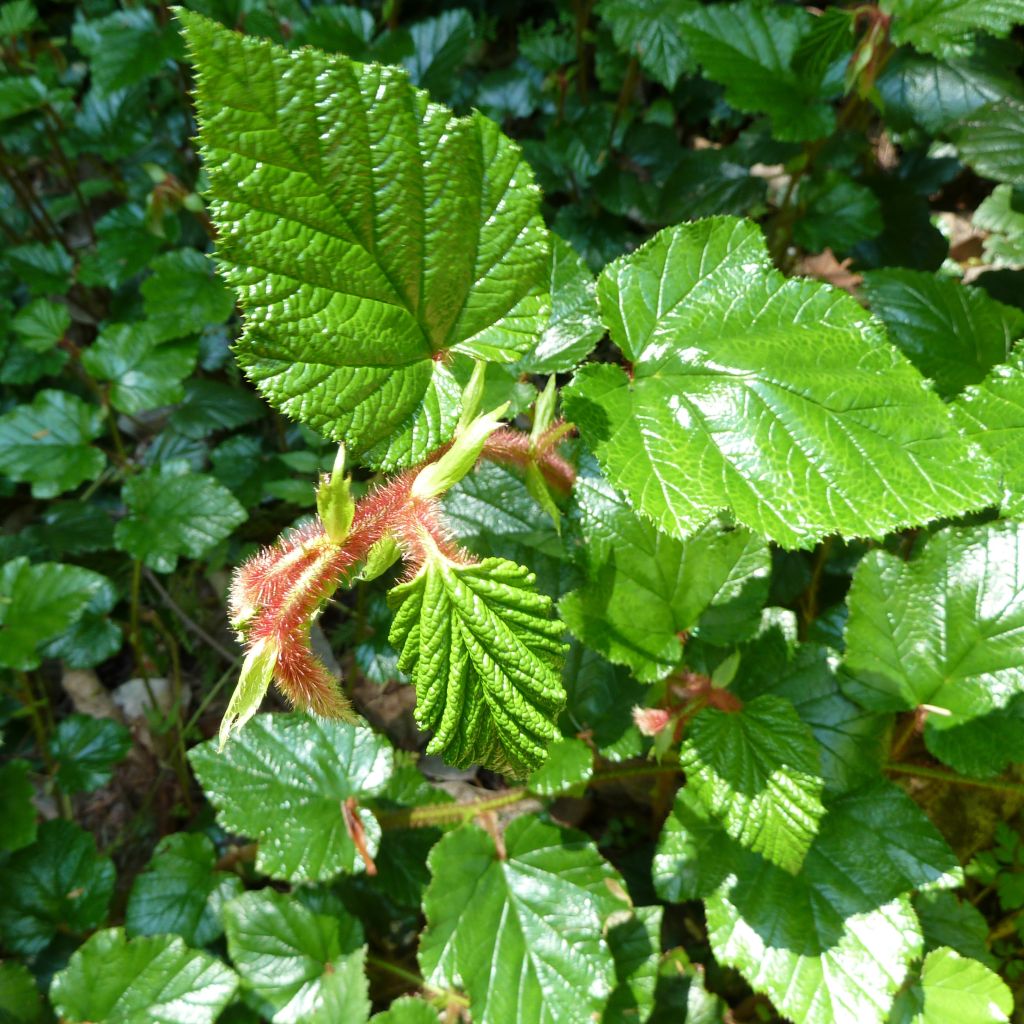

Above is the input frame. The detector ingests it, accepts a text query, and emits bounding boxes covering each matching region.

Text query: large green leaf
[794,172,882,255]
[126,833,244,947]
[862,269,1024,397]
[889,947,1012,1024]
[0,557,112,671]
[603,906,665,1023]
[180,10,549,468]
[679,2,835,141]
[951,98,1024,186]
[114,466,246,573]
[0,961,41,1024]
[420,816,623,1023]
[842,522,1024,773]
[679,695,825,874]
[224,889,369,1024]
[954,347,1024,516]
[189,714,393,882]
[388,555,567,775]
[0,819,115,955]
[0,390,106,498]
[598,0,695,89]
[563,217,996,548]
[141,248,235,339]
[656,784,959,1024]
[49,928,238,1024]
[560,455,769,680]
[886,0,1024,58]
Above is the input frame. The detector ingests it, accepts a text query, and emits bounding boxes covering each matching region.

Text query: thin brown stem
[886,762,1024,796]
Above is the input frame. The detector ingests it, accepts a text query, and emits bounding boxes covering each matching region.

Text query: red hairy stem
[481,422,577,494]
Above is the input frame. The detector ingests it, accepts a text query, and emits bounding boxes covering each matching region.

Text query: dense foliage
[2,1,1024,1022]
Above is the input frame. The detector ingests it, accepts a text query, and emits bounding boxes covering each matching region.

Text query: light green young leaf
[180,10,549,468]
[0,557,111,671]
[518,235,604,374]
[0,760,36,853]
[0,819,115,955]
[370,997,439,1024]
[0,961,41,1024]
[420,816,623,1024]
[561,455,769,680]
[0,390,106,498]
[189,714,393,882]
[951,98,1024,186]
[126,832,243,947]
[889,947,1012,1024]
[679,2,835,141]
[598,0,696,89]
[862,269,1024,397]
[842,522,1024,773]
[679,695,825,874]
[49,928,238,1024]
[389,555,567,775]
[954,346,1024,516]
[82,322,198,414]
[141,248,235,339]
[527,736,593,797]
[224,889,369,1024]
[886,0,1024,58]
[49,713,131,793]
[115,467,246,573]
[563,217,998,548]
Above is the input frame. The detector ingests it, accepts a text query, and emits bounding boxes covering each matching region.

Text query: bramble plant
[3,1,1024,1022]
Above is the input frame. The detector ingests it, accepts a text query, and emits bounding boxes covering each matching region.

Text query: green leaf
[951,98,1024,186]
[141,248,235,339]
[126,832,244,947]
[679,2,835,141]
[0,1,36,39]
[49,713,131,793]
[794,172,882,254]
[527,737,593,796]
[388,555,567,775]
[657,783,960,1024]
[4,241,72,294]
[974,185,1024,266]
[564,217,996,549]
[168,378,265,439]
[598,0,695,88]
[954,346,1024,516]
[0,390,106,498]
[914,891,996,968]
[862,269,1024,397]
[518,235,604,374]
[420,816,623,1023]
[680,695,825,874]
[0,819,115,955]
[189,714,393,882]
[877,45,1024,134]
[49,928,238,1024]
[0,557,112,670]
[887,0,1024,58]
[0,760,36,852]
[180,10,549,468]
[889,947,1012,1024]
[370,998,438,1024]
[842,522,1024,773]
[11,297,70,350]
[82,322,198,414]
[78,203,163,289]
[603,905,662,1024]
[402,9,475,99]
[0,962,41,1024]
[224,889,369,1024]
[561,455,769,680]
[115,466,246,573]
[73,8,182,92]
[40,573,121,669]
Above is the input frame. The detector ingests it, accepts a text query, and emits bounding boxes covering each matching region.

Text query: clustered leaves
[4,0,1024,1022]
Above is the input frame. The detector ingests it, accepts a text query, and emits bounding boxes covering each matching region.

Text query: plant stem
[886,762,1024,796]
[42,106,95,241]
[365,953,470,1008]
[143,566,239,665]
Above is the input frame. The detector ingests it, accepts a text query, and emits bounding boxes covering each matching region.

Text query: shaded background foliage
[2,0,1024,1021]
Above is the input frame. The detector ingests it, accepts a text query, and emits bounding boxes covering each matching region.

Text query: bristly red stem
[229,427,575,716]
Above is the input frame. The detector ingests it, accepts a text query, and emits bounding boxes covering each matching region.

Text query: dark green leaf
[73,8,183,93]
[141,248,235,339]
[49,713,131,793]
[951,98,1024,185]
[0,760,36,853]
